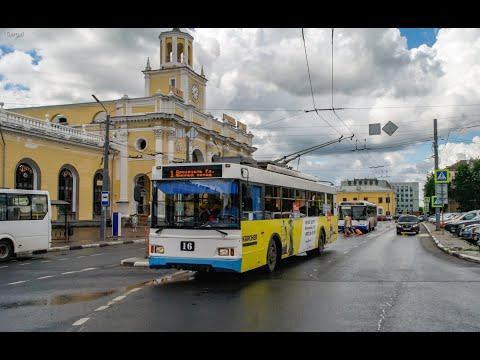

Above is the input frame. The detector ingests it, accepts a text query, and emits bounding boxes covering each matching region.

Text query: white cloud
[2,27,480,198]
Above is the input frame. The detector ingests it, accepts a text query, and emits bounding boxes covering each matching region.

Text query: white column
[184,39,189,65]
[206,144,213,162]
[172,36,178,66]
[202,81,206,112]
[161,38,166,66]
[117,129,129,202]
[154,128,164,166]
[167,129,175,162]
[144,74,150,97]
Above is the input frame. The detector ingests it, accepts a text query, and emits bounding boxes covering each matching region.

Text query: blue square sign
[434,169,449,184]
[101,191,109,206]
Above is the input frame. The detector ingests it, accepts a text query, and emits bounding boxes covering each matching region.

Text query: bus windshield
[340,206,367,220]
[152,179,240,229]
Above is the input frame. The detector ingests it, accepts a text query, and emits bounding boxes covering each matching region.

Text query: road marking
[80,267,97,272]
[0,265,7,269]
[19,263,31,266]
[37,275,55,279]
[41,260,51,263]
[73,318,89,326]
[112,295,126,302]
[343,251,349,254]
[127,287,142,294]
[58,258,69,261]
[61,271,77,275]
[8,280,28,285]
[76,256,86,258]
[95,305,109,311]
[89,253,105,257]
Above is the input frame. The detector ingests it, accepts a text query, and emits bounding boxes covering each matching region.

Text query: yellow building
[0,28,256,224]
[337,178,396,217]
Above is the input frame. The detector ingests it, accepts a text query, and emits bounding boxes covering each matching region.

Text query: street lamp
[92,94,110,241]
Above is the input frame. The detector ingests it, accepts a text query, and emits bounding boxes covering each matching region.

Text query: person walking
[344,214,352,237]
[132,213,139,232]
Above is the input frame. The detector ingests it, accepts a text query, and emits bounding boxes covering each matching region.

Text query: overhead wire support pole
[434,118,440,231]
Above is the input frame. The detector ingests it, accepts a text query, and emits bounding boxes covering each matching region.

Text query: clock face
[191,83,199,101]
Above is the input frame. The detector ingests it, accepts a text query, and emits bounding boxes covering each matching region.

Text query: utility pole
[92,94,110,241]
[434,118,440,231]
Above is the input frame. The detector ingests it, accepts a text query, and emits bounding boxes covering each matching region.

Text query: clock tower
[143,28,207,112]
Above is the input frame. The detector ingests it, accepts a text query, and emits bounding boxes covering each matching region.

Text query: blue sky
[399,28,438,49]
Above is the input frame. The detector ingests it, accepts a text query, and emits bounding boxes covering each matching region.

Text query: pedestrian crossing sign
[434,169,450,184]
[431,196,443,208]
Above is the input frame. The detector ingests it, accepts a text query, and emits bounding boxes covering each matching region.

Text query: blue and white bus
[0,189,52,262]
[338,200,377,234]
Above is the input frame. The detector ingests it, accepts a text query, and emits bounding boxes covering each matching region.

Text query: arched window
[93,172,103,218]
[167,43,173,62]
[135,175,150,215]
[192,149,204,163]
[58,168,73,215]
[177,43,184,63]
[15,163,34,190]
[93,111,107,123]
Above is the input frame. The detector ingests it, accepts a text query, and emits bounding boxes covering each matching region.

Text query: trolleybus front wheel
[265,238,278,273]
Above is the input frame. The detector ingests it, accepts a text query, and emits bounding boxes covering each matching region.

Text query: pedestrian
[132,213,138,232]
[344,214,352,237]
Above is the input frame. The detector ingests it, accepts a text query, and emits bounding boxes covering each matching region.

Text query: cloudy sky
[1,28,480,204]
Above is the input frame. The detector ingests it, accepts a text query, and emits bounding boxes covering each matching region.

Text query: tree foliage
[450,159,480,211]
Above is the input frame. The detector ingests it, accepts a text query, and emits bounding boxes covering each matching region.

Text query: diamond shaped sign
[382,121,398,136]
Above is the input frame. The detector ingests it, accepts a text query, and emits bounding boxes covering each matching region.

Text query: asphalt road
[67,222,480,332]
[0,243,175,331]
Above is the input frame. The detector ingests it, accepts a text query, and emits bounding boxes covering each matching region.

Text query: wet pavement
[422,221,480,264]
[50,225,147,249]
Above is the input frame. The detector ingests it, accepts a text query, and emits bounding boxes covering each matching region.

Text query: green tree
[423,172,435,198]
[451,162,474,211]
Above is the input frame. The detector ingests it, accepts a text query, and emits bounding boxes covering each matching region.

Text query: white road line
[76,256,86,258]
[72,318,89,326]
[80,267,97,272]
[112,295,126,302]
[41,260,51,263]
[95,305,109,311]
[89,253,105,257]
[343,251,349,254]
[8,280,28,285]
[61,271,77,275]
[0,265,7,269]
[19,263,31,266]
[37,275,55,279]
[58,258,69,261]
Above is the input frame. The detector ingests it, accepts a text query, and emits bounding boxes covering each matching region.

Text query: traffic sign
[434,169,450,184]
[382,121,398,136]
[424,197,430,212]
[431,196,443,208]
[435,184,448,204]
[101,191,109,206]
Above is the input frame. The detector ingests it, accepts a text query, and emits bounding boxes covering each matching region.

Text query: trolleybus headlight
[154,245,164,254]
[218,248,234,256]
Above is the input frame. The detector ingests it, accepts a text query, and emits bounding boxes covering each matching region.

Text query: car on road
[396,215,420,235]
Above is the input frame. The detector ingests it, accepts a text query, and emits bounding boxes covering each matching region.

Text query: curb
[121,257,149,267]
[422,223,480,264]
[37,239,145,254]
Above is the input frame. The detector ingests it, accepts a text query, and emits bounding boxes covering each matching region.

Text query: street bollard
[144,226,150,259]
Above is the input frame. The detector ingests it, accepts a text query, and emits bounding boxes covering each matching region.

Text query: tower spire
[145,57,151,71]
[201,65,205,77]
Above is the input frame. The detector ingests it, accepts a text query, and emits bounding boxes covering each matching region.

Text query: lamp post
[92,94,110,241]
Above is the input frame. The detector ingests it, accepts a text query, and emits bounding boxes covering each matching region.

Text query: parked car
[445,210,480,233]
[460,224,480,242]
[453,219,480,236]
[377,214,387,221]
[386,215,393,221]
[396,215,420,235]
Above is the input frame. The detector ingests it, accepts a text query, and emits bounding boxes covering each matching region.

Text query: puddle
[50,289,116,305]
[0,299,48,309]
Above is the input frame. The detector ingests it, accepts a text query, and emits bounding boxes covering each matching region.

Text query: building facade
[337,178,396,216]
[390,182,419,214]
[0,28,256,224]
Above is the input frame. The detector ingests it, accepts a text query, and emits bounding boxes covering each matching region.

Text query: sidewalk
[46,225,147,252]
[422,221,480,264]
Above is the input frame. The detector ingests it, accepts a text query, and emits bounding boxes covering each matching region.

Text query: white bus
[0,189,52,262]
[148,160,338,273]
[338,200,377,234]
